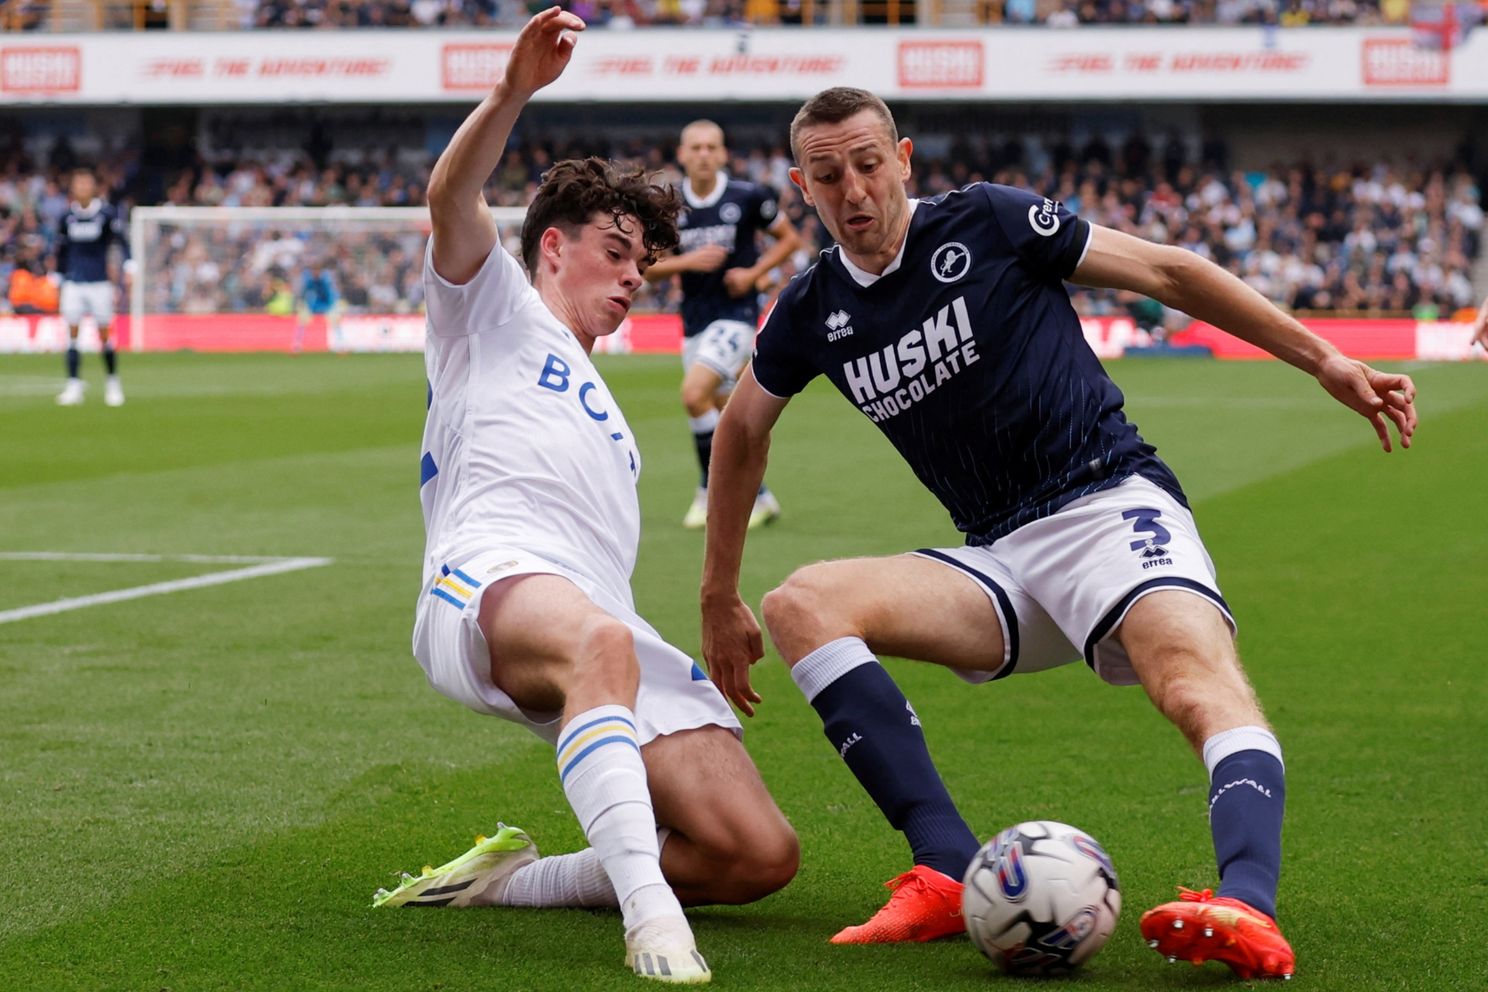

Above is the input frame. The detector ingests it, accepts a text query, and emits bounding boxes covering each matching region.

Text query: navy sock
[692,428,713,488]
[1209,749,1285,919]
[66,346,80,379]
[101,344,117,376]
[807,661,980,880]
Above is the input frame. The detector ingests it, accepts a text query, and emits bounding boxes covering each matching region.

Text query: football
[962,820,1122,975]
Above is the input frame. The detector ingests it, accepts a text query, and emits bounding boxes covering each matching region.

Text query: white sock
[556,705,681,929]
[501,848,617,907]
[1201,724,1284,778]
[688,409,719,434]
[790,636,877,703]
[500,827,671,908]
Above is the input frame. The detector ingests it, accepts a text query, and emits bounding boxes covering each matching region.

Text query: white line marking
[0,554,333,625]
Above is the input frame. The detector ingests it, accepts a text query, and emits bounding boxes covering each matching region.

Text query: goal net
[128,205,525,353]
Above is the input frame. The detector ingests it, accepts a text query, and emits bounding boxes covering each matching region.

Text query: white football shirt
[418,236,642,609]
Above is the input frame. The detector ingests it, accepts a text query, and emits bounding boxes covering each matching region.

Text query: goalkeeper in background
[293,258,339,353]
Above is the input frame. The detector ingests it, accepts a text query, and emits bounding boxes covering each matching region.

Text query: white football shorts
[411,547,741,747]
[916,475,1234,687]
[60,281,115,328]
[682,319,755,386]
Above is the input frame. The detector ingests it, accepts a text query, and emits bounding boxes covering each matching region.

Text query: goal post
[128,205,525,353]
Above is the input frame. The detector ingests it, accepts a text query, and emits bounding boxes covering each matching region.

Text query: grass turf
[1,353,1483,992]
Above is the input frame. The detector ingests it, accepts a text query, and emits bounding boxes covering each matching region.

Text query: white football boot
[747,489,781,530]
[56,378,85,406]
[625,915,711,984]
[104,376,125,407]
[682,487,708,530]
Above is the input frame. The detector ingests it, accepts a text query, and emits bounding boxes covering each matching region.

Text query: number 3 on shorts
[1122,508,1171,551]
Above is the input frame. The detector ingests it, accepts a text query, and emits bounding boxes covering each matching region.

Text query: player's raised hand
[503,7,585,98]
[701,592,765,717]
[1314,353,1416,453]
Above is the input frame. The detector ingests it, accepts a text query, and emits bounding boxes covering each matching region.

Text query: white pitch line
[0,556,333,625]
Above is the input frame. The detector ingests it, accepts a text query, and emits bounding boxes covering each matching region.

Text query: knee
[711,820,800,904]
[681,380,714,418]
[572,615,637,686]
[761,567,841,663]
[748,821,800,898]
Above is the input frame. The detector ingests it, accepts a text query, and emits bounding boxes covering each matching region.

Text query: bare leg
[1116,591,1266,753]
[763,554,1006,671]
[478,574,679,934]
[1119,591,1288,933]
[644,726,798,906]
[760,554,1003,904]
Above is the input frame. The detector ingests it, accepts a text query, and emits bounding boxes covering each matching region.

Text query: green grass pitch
[2,353,1484,992]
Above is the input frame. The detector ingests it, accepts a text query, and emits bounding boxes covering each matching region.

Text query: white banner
[2,27,1487,105]
[1415,321,1487,361]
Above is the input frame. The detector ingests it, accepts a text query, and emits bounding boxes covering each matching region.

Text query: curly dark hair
[520,157,681,278]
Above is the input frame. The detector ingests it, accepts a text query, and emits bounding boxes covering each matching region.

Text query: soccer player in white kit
[371,11,798,984]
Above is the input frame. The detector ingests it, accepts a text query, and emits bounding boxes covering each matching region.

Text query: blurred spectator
[1,128,1481,321]
[226,0,1398,25]
[5,243,59,315]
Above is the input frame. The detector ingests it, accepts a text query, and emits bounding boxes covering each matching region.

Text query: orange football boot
[830,865,966,944]
[1141,887,1295,980]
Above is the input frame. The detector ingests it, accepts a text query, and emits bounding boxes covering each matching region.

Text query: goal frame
[128,205,527,351]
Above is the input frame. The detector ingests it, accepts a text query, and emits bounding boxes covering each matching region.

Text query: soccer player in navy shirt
[54,167,129,407]
[644,120,800,529]
[701,88,1417,980]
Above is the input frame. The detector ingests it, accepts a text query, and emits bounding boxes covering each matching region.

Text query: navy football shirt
[56,199,128,285]
[674,175,779,338]
[751,183,1185,545]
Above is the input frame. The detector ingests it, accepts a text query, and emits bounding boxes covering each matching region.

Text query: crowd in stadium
[240,0,1412,29]
[0,0,1443,29]
[2,130,1482,322]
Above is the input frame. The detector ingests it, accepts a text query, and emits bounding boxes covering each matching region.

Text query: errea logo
[1028,198,1061,236]
[931,241,971,283]
[825,309,854,342]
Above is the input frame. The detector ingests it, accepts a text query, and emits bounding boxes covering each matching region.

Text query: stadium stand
[3,0,1454,29]
[3,123,1479,322]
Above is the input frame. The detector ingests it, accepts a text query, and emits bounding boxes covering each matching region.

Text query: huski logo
[841,295,981,423]
[906,700,921,727]
[839,731,863,757]
[825,309,854,342]
[931,241,971,283]
[1028,198,1061,236]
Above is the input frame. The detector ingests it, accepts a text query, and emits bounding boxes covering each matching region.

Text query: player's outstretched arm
[1074,224,1416,453]
[642,244,729,282]
[426,7,583,284]
[701,367,789,717]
